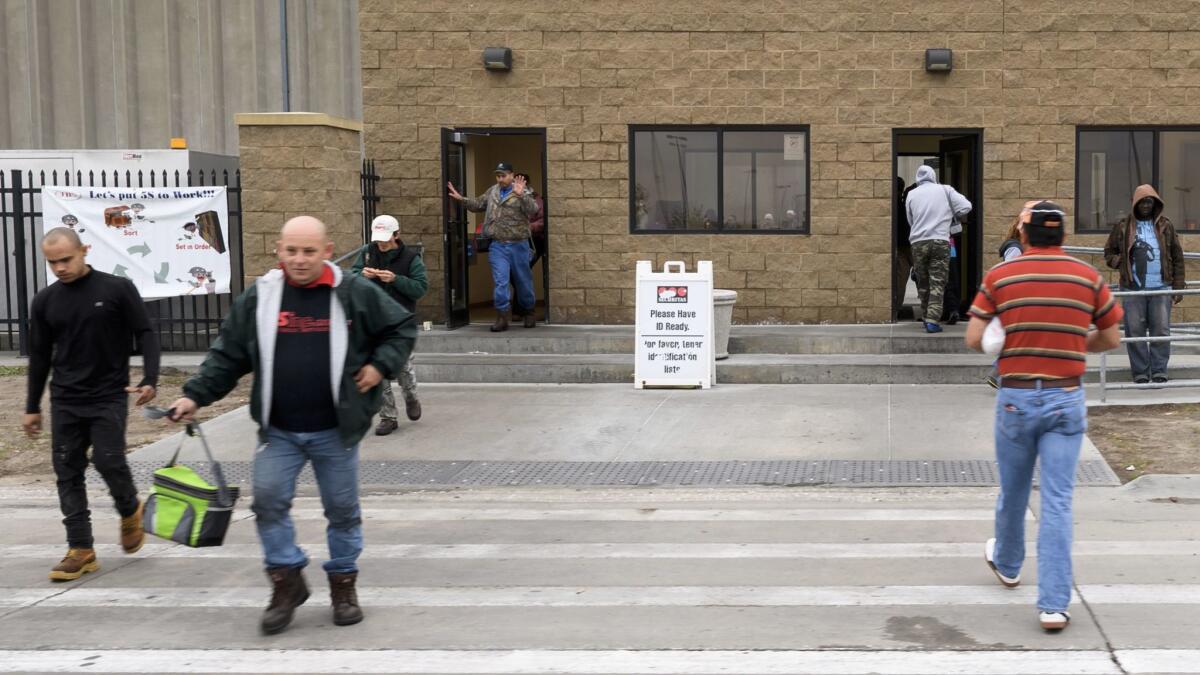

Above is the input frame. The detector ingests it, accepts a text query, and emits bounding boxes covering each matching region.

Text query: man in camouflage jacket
[447,162,539,331]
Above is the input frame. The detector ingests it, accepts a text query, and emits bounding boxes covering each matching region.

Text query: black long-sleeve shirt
[25,268,161,413]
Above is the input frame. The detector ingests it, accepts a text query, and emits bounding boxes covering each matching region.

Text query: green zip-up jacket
[350,242,428,314]
[182,262,417,447]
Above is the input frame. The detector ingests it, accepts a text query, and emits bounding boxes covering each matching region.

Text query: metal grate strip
[94,459,1120,488]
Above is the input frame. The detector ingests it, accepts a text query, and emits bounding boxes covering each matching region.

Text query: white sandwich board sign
[634,260,715,389]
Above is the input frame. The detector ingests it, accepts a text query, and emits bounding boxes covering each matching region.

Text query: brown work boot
[490,311,509,332]
[49,548,99,582]
[329,571,364,626]
[374,418,398,436]
[404,397,422,421]
[260,566,310,635]
[523,312,536,328]
[120,500,145,554]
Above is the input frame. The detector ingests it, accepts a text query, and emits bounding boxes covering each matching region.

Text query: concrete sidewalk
[127,383,1110,468]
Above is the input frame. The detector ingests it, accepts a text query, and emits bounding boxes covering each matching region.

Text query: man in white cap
[351,215,428,435]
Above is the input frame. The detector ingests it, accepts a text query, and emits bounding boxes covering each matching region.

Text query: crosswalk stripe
[0,507,1027,522]
[5,584,1199,609]
[0,648,1132,674]
[1117,649,1200,674]
[3,541,1198,559]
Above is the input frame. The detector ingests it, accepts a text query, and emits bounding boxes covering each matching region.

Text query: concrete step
[414,353,1200,385]
[415,323,976,356]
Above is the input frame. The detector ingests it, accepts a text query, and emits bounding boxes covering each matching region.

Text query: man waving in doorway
[447,162,539,332]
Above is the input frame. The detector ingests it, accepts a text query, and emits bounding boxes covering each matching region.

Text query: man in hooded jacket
[1104,185,1187,384]
[906,165,972,333]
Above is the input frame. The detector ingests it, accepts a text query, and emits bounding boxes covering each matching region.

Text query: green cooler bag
[143,421,239,547]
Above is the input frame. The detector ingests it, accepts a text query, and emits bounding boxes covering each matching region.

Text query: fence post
[1099,350,1107,403]
[10,170,30,357]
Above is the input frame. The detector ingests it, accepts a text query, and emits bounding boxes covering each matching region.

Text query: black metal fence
[0,168,243,354]
[361,159,380,241]
[3,161,382,355]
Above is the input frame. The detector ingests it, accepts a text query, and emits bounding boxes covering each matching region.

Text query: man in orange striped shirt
[965,201,1123,633]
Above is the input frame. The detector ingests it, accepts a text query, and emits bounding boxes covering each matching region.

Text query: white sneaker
[985,538,1021,588]
[1039,611,1071,631]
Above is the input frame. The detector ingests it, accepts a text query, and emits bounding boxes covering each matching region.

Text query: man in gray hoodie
[906,165,973,333]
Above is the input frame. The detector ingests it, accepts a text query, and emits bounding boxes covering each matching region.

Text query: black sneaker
[1134,376,1150,385]
[1152,374,1169,384]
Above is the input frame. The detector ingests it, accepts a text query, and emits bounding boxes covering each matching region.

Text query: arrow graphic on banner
[154,263,170,284]
[127,243,151,258]
[112,265,129,278]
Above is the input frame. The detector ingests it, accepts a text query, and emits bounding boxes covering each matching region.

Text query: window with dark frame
[1077,127,1200,233]
[630,126,810,234]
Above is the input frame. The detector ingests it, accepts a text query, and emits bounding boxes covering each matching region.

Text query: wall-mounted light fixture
[482,47,513,71]
[925,49,952,73]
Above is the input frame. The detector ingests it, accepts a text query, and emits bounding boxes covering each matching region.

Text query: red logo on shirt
[278,311,330,334]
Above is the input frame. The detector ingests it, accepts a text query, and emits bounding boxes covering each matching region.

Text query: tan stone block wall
[360,0,1200,324]
[238,123,364,287]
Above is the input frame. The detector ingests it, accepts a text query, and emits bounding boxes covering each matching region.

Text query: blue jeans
[992,385,1086,613]
[1121,290,1173,379]
[252,427,362,574]
[489,240,535,313]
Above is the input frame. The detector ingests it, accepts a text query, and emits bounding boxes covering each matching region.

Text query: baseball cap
[1021,200,1065,228]
[493,162,514,174]
[370,214,400,242]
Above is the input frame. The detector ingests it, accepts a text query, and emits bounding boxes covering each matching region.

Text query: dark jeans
[1121,290,1173,379]
[51,399,139,549]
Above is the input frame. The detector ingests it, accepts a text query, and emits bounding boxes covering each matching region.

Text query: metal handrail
[1092,287,1200,401]
[1064,245,1200,260]
[1121,335,1200,343]
[1099,324,1200,401]
[1112,287,1200,297]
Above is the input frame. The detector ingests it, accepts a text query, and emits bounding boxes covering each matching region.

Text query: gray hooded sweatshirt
[905,165,972,244]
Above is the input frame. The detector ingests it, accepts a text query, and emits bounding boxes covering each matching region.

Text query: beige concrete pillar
[235,112,364,286]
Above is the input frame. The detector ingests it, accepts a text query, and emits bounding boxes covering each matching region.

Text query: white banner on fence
[40,185,230,299]
[634,260,715,389]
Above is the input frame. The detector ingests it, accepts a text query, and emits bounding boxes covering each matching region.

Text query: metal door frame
[440,127,549,329]
[891,128,984,322]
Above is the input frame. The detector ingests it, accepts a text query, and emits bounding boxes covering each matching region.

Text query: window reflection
[1159,131,1200,232]
[1077,130,1153,232]
[631,128,808,233]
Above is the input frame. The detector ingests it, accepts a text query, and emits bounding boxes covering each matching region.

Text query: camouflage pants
[379,354,418,421]
[912,239,951,325]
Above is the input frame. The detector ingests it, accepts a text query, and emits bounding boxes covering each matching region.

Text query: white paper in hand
[982,317,1006,357]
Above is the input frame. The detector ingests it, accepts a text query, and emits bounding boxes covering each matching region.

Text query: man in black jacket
[352,215,428,435]
[170,216,415,636]
[24,227,159,581]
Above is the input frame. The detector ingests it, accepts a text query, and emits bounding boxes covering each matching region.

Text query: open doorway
[441,128,548,328]
[891,130,983,323]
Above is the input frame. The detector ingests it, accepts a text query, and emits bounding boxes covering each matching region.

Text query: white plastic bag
[982,317,1006,357]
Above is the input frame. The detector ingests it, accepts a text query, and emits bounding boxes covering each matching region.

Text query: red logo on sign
[657,286,689,303]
